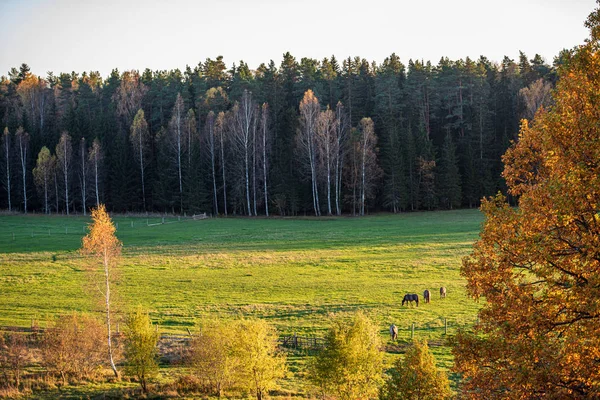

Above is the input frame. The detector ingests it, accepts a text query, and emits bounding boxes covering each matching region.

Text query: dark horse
[402,294,419,307]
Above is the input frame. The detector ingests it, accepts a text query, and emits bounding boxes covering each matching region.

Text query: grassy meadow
[0,209,484,396]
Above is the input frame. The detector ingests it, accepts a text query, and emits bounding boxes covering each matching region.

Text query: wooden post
[293,333,298,349]
[444,318,448,335]
[411,323,415,339]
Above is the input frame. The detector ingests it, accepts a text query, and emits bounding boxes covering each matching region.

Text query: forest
[0,51,557,215]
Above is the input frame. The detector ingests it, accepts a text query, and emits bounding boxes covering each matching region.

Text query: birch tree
[185,109,197,170]
[33,146,53,214]
[205,111,219,215]
[232,90,256,216]
[252,104,258,216]
[130,109,149,211]
[334,102,348,216]
[55,132,72,215]
[316,107,335,215]
[78,138,88,215]
[168,93,186,212]
[1,128,11,212]
[81,205,122,379]
[88,139,103,208]
[16,74,49,135]
[216,111,228,216]
[357,118,379,216]
[114,70,147,127]
[15,127,29,214]
[259,103,271,216]
[297,90,321,216]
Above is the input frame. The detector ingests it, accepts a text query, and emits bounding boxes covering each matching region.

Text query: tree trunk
[94,153,100,207]
[19,137,27,214]
[104,252,119,379]
[220,132,227,216]
[81,141,86,216]
[4,137,11,212]
[262,123,269,217]
[139,132,146,211]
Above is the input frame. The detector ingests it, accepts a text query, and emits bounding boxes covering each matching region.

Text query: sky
[0,0,596,78]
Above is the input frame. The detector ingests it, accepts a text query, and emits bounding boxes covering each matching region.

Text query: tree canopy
[454,4,600,397]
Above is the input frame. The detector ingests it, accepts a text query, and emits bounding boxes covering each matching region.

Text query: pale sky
[0,0,595,78]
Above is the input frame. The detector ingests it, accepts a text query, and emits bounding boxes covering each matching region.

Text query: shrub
[40,313,105,384]
[380,339,451,400]
[310,312,383,400]
[0,332,32,390]
[188,319,238,397]
[123,308,159,393]
[235,319,286,400]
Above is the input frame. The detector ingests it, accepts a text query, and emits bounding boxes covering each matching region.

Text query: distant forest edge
[0,51,560,215]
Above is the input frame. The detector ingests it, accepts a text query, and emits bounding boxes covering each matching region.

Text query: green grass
[0,209,484,397]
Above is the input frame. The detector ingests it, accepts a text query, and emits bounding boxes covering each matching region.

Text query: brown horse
[440,287,447,299]
[423,289,431,304]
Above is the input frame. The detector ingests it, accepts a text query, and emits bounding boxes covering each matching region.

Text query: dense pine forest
[0,52,558,215]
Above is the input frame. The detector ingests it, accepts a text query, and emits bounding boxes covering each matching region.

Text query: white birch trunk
[18,135,27,214]
[80,140,87,216]
[3,135,10,212]
[261,109,269,217]
[103,249,119,378]
[220,124,228,217]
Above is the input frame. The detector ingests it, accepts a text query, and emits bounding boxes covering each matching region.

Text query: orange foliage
[81,204,122,263]
[453,6,600,398]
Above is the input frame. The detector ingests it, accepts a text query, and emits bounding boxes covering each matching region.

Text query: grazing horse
[423,289,431,304]
[402,294,419,307]
[440,287,447,299]
[390,324,398,341]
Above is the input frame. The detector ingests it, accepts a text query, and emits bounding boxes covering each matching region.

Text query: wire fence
[2,213,209,243]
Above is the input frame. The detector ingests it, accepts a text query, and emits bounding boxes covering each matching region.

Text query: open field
[0,210,484,396]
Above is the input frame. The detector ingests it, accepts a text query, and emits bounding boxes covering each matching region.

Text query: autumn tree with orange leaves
[453,5,600,398]
[81,205,122,379]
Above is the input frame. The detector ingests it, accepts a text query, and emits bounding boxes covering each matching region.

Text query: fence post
[411,323,415,339]
[444,318,448,335]
[293,332,298,349]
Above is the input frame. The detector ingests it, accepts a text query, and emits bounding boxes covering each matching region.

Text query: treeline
[0,52,557,215]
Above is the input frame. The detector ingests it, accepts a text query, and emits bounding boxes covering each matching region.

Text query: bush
[188,319,238,397]
[123,308,159,393]
[380,339,451,400]
[0,332,32,390]
[40,313,105,384]
[310,312,383,400]
[235,319,286,400]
